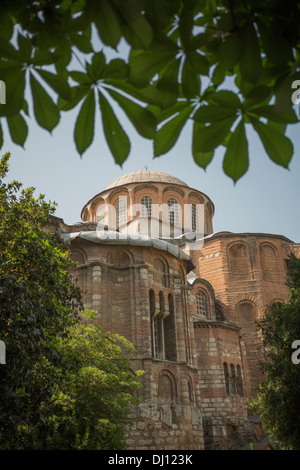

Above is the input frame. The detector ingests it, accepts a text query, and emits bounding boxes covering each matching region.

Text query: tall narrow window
[229,364,236,395]
[236,365,244,397]
[204,209,210,234]
[223,363,230,395]
[116,199,127,228]
[168,198,179,226]
[97,206,105,223]
[164,294,176,361]
[191,203,200,232]
[196,291,208,317]
[150,290,167,360]
[141,196,152,218]
[149,290,158,358]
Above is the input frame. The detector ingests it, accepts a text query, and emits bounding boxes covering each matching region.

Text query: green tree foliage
[0,153,142,449]
[250,255,300,450]
[0,0,299,181]
[19,310,143,450]
[0,151,83,447]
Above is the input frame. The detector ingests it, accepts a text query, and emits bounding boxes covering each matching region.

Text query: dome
[105,170,189,190]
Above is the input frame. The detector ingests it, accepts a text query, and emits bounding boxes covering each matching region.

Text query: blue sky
[2,98,299,244]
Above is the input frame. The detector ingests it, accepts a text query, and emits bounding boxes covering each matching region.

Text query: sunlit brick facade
[50,170,299,450]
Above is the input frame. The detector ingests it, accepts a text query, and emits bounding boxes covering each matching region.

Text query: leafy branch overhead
[0,0,299,181]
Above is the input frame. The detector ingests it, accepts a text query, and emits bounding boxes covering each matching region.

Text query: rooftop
[105,170,189,189]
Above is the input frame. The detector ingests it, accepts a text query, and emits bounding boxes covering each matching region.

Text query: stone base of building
[124,403,204,450]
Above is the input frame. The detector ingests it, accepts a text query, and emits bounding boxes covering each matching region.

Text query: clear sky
[2,89,300,244]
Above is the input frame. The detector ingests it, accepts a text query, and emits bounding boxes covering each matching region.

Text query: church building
[49,170,299,450]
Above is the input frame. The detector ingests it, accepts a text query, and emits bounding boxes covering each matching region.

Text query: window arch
[228,242,251,281]
[157,371,176,404]
[116,199,127,228]
[223,362,243,396]
[149,290,176,361]
[223,363,230,395]
[260,243,279,281]
[168,198,180,226]
[140,195,152,218]
[236,365,244,396]
[196,291,208,317]
[191,203,200,232]
[204,209,210,234]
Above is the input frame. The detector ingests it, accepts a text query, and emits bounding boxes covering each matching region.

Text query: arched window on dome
[116,199,127,228]
[196,291,208,317]
[191,203,200,232]
[168,198,180,226]
[141,195,152,218]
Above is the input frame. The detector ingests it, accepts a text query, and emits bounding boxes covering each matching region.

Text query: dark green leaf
[94,0,122,48]
[30,73,60,132]
[155,59,179,109]
[239,24,262,85]
[7,114,28,147]
[188,51,210,76]
[114,1,153,49]
[98,90,130,166]
[218,30,243,71]
[90,52,106,79]
[17,34,32,62]
[31,49,60,66]
[193,104,237,123]
[69,32,93,53]
[251,118,293,168]
[0,120,3,149]
[36,69,72,101]
[102,59,128,80]
[243,86,272,110]
[192,121,214,169]
[69,71,92,85]
[58,86,90,111]
[74,89,95,155]
[0,69,26,117]
[144,0,180,32]
[223,120,248,182]
[106,88,157,139]
[154,105,193,157]
[129,42,177,87]
[181,57,200,99]
[208,90,241,109]
[192,116,236,153]
[258,21,293,66]
[248,105,298,124]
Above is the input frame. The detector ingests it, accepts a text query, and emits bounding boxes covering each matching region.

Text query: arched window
[196,291,208,317]
[223,363,230,395]
[228,242,251,281]
[168,198,180,226]
[224,363,243,396]
[191,203,200,232]
[116,199,127,228]
[164,294,176,361]
[236,365,244,397]
[260,243,279,281]
[188,379,194,404]
[204,209,210,234]
[229,364,236,395]
[141,195,152,218]
[96,206,105,223]
[158,373,174,404]
[153,258,167,287]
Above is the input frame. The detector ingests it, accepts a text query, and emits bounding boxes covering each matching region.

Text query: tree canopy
[250,255,300,450]
[0,0,299,181]
[0,152,142,449]
[0,151,82,445]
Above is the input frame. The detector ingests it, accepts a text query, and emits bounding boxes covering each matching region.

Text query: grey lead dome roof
[105,170,189,189]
